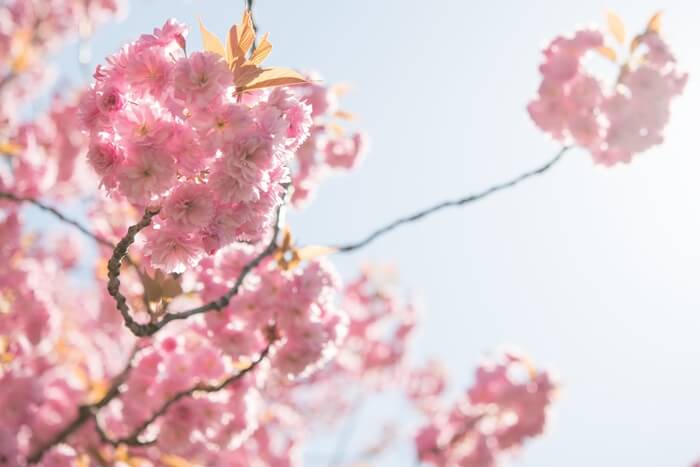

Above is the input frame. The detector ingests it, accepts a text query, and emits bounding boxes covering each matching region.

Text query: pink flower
[125,46,173,97]
[174,51,232,106]
[191,102,254,149]
[162,182,216,229]
[222,130,276,180]
[87,137,124,178]
[117,146,177,204]
[144,226,204,273]
[95,84,126,114]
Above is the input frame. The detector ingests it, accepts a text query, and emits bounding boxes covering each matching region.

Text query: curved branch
[26,347,140,464]
[95,344,272,447]
[106,208,161,337]
[107,194,287,337]
[334,146,570,253]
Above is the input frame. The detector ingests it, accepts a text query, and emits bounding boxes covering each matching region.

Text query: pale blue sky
[44,1,700,466]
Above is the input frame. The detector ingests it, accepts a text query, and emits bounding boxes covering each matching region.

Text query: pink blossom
[162,182,216,230]
[117,146,176,204]
[144,226,204,273]
[173,51,232,106]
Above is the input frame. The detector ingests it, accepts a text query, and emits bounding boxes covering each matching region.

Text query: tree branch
[94,344,272,447]
[106,207,161,337]
[26,347,140,464]
[0,191,114,248]
[107,192,288,337]
[334,146,570,253]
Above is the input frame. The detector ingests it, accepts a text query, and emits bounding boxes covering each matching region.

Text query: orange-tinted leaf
[0,141,22,156]
[606,11,626,44]
[630,34,642,52]
[161,276,183,299]
[233,63,264,88]
[295,245,339,261]
[596,45,617,62]
[330,83,351,97]
[646,11,663,33]
[141,270,163,303]
[236,67,308,92]
[249,33,272,65]
[228,10,256,69]
[198,19,225,57]
[161,454,201,467]
[334,110,356,121]
[326,122,346,137]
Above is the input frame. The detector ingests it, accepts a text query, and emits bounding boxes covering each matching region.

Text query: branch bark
[94,344,272,447]
[26,347,140,464]
[106,197,287,337]
[334,147,570,253]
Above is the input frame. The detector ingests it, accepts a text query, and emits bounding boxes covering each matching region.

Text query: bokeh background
[35,1,700,465]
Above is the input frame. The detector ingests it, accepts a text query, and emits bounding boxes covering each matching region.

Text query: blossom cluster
[80,20,313,272]
[0,95,95,201]
[0,0,123,132]
[528,23,687,165]
[413,351,557,467]
[288,75,368,207]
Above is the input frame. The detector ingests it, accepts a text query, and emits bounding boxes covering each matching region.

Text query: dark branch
[106,207,161,337]
[334,147,570,253]
[26,347,140,464]
[245,0,258,53]
[107,191,288,337]
[0,191,114,248]
[96,344,272,447]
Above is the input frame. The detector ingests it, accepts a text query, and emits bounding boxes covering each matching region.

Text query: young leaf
[161,454,200,467]
[0,141,22,156]
[606,11,626,44]
[198,19,225,58]
[249,33,272,65]
[295,245,339,261]
[596,45,617,62]
[334,110,356,121]
[646,11,663,33]
[235,67,308,93]
[630,34,642,52]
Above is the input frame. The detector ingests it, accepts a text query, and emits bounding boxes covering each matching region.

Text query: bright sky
[45,1,700,466]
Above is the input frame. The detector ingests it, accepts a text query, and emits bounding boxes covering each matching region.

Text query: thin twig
[328,393,364,467]
[245,0,258,53]
[95,344,272,447]
[334,147,570,253]
[26,347,140,464]
[0,191,114,248]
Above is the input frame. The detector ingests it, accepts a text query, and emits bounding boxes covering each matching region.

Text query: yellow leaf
[249,33,272,65]
[295,245,339,261]
[198,19,225,58]
[646,11,663,34]
[326,122,346,137]
[606,11,626,44]
[161,454,201,467]
[330,83,351,97]
[0,141,22,156]
[227,10,256,69]
[333,110,356,121]
[235,67,308,93]
[85,379,109,405]
[596,45,617,62]
[629,35,641,52]
[75,454,90,467]
[232,356,252,370]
